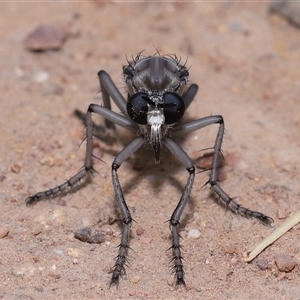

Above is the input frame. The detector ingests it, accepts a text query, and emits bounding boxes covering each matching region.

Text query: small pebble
[11,164,22,174]
[32,226,42,236]
[128,290,136,296]
[74,226,105,244]
[187,229,201,239]
[53,249,64,256]
[52,209,67,225]
[67,248,81,258]
[0,228,9,238]
[39,156,55,167]
[136,226,145,236]
[129,275,140,284]
[167,275,175,286]
[225,245,236,254]
[274,253,297,272]
[32,256,39,263]
[24,24,68,51]
[32,70,50,83]
[255,257,269,271]
[12,263,36,277]
[195,153,213,169]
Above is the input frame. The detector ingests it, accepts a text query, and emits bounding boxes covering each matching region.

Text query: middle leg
[173,116,273,225]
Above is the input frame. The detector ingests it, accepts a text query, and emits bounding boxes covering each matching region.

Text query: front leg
[109,136,145,286]
[110,163,132,285]
[169,166,195,286]
[164,137,195,286]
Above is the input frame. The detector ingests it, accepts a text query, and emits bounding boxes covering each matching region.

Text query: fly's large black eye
[127,92,149,124]
[163,92,185,124]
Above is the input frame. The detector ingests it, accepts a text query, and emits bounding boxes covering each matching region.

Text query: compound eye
[127,92,149,124]
[163,92,185,124]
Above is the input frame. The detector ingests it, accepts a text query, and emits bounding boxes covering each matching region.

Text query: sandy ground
[0,2,300,299]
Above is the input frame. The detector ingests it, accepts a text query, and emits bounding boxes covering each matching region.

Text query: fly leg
[26,104,138,206]
[109,136,145,286]
[163,137,196,286]
[173,115,273,225]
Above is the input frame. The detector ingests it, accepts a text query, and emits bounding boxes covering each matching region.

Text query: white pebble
[33,70,49,83]
[53,248,64,256]
[12,263,36,277]
[187,228,201,239]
